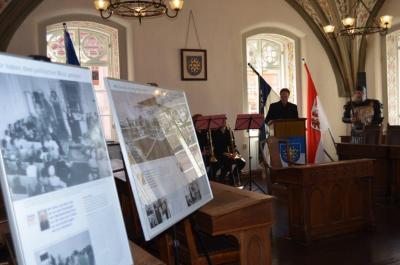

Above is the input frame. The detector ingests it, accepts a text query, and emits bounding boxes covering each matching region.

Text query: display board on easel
[105,78,213,240]
[0,53,132,265]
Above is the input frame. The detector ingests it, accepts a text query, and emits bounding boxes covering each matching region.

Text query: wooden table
[194,182,274,265]
[130,241,165,265]
[271,159,374,243]
[389,146,400,202]
[337,143,400,203]
[114,174,274,265]
[337,143,390,199]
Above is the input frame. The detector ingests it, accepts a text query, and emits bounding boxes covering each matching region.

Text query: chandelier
[323,0,393,37]
[94,0,184,22]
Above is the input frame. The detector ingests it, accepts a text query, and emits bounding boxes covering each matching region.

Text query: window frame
[246,34,297,117]
[242,28,302,117]
[383,26,400,126]
[38,15,128,141]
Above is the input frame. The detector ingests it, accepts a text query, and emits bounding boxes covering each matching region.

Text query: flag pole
[328,128,337,148]
[248,63,261,77]
[323,149,335,162]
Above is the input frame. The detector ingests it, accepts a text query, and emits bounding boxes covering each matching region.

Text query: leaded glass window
[386,31,400,125]
[246,34,296,115]
[46,21,120,140]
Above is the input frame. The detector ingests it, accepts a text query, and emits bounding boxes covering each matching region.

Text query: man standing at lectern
[265,88,299,124]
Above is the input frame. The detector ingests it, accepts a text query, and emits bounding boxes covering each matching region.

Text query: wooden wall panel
[272,159,374,243]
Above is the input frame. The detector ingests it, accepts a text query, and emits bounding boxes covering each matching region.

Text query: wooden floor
[2,173,398,265]
[242,175,400,265]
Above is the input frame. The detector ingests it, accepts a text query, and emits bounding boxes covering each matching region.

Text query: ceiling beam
[0,0,44,51]
[285,0,348,97]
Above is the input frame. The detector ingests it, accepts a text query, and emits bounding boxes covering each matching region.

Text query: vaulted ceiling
[0,0,387,96]
[0,0,43,51]
[285,0,386,96]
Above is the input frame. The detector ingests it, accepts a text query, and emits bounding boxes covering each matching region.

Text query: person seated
[210,125,245,186]
[12,176,27,194]
[48,165,67,190]
[43,134,60,160]
[26,159,38,178]
[342,86,383,143]
[54,157,71,185]
[88,168,100,181]
[192,114,209,166]
[30,175,53,196]
[265,88,298,124]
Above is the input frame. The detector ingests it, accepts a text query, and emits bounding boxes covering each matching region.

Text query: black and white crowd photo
[0,73,112,200]
[35,231,95,265]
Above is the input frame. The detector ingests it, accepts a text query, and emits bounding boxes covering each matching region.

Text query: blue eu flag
[63,23,80,66]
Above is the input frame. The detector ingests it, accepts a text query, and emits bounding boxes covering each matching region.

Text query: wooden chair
[385,124,400,145]
[363,125,383,144]
[175,218,240,265]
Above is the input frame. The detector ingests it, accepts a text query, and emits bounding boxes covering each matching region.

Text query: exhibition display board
[0,53,133,265]
[105,78,213,240]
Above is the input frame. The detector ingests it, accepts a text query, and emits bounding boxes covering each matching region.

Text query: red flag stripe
[305,63,321,164]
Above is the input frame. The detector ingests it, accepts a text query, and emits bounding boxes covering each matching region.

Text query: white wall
[7,0,346,164]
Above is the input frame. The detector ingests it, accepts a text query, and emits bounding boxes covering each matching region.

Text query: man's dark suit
[265,101,298,123]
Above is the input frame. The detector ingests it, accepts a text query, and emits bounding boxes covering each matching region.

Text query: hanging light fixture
[94,0,184,23]
[323,0,393,37]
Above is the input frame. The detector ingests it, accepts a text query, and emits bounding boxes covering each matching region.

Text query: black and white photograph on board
[145,197,172,229]
[0,73,112,201]
[185,179,202,207]
[38,210,50,231]
[35,231,95,265]
[118,109,175,164]
[106,80,213,240]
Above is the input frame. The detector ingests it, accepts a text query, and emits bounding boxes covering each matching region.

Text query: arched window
[46,21,120,140]
[243,32,298,169]
[386,30,400,125]
[246,33,297,115]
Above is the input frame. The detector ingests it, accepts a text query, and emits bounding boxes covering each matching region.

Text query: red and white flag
[305,63,330,164]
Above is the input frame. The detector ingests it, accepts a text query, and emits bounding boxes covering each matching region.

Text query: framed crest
[180,49,207,81]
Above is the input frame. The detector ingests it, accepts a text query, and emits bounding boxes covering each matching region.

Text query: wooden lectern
[268,118,307,164]
[268,118,306,138]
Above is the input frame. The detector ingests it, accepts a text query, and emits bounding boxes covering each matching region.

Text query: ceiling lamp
[323,0,393,37]
[94,0,184,22]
